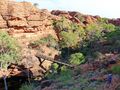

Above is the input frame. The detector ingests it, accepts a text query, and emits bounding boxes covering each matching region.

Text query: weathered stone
[13,29,25,33]
[8,20,28,27]
[0,15,4,20]
[0,15,7,28]
[24,28,38,33]
[7,1,38,18]
[0,21,7,28]
[28,21,43,27]
[0,0,9,14]
[37,25,46,31]
[27,14,41,21]
[3,15,25,21]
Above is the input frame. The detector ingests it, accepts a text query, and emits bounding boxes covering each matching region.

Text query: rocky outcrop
[109,18,120,26]
[0,0,57,40]
[51,10,98,25]
[0,15,7,28]
[0,0,59,79]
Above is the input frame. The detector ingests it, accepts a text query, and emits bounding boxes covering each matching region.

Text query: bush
[53,17,85,48]
[19,83,35,90]
[106,27,120,41]
[98,17,109,23]
[57,68,73,84]
[0,31,20,69]
[30,35,58,49]
[101,23,115,32]
[85,23,103,41]
[53,17,72,31]
[69,53,85,65]
[60,31,78,48]
[111,65,120,74]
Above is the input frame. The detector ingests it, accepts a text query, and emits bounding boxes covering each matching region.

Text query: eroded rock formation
[109,18,120,26]
[1,0,118,79]
[0,0,57,40]
[0,0,59,78]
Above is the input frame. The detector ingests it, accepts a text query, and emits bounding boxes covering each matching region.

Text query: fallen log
[36,53,74,68]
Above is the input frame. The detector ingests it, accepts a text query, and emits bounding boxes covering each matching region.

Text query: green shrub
[106,27,120,41]
[69,53,85,65]
[30,35,58,49]
[52,63,59,71]
[85,23,103,41]
[19,83,35,90]
[101,23,115,32]
[53,17,85,48]
[98,17,109,23]
[60,31,78,48]
[0,31,20,69]
[111,65,120,74]
[57,68,73,84]
[53,17,71,31]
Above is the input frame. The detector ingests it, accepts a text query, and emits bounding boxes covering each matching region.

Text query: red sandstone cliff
[0,0,119,79]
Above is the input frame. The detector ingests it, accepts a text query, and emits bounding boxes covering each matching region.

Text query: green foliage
[106,26,120,41]
[0,31,20,68]
[31,35,58,48]
[53,17,72,31]
[84,23,115,42]
[80,23,116,56]
[52,63,59,71]
[53,17,85,48]
[69,53,85,65]
[57,68,73,84]
[60,31,78,48]
[98,17,109,23]
[19,83,35,90]
[111,65,120,74]
[101,23,115,32]
[85,23,103,41]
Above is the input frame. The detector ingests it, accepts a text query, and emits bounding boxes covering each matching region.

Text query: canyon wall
[0,0,119,78]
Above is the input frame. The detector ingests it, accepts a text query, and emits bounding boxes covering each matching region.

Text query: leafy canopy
[0,31,20,68]
[69,53,85,65]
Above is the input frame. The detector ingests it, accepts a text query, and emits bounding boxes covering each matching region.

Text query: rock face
[51,10,98,25]
[0,0,59,78]
[109,18,120,26]
[0,0,57,40]
[1,0,118,79]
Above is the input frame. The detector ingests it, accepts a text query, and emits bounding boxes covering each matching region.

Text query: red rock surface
[51,10,98,24]
[0,0,59,78]
[109,18,120,26]
[0,0,119,80]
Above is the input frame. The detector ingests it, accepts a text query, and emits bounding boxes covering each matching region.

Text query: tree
[69,53,85,65]
[60,31,78,48]
[0,31,20,69]
[111,65,120,74]
[33,3,39,8]
[0,31,20,90]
